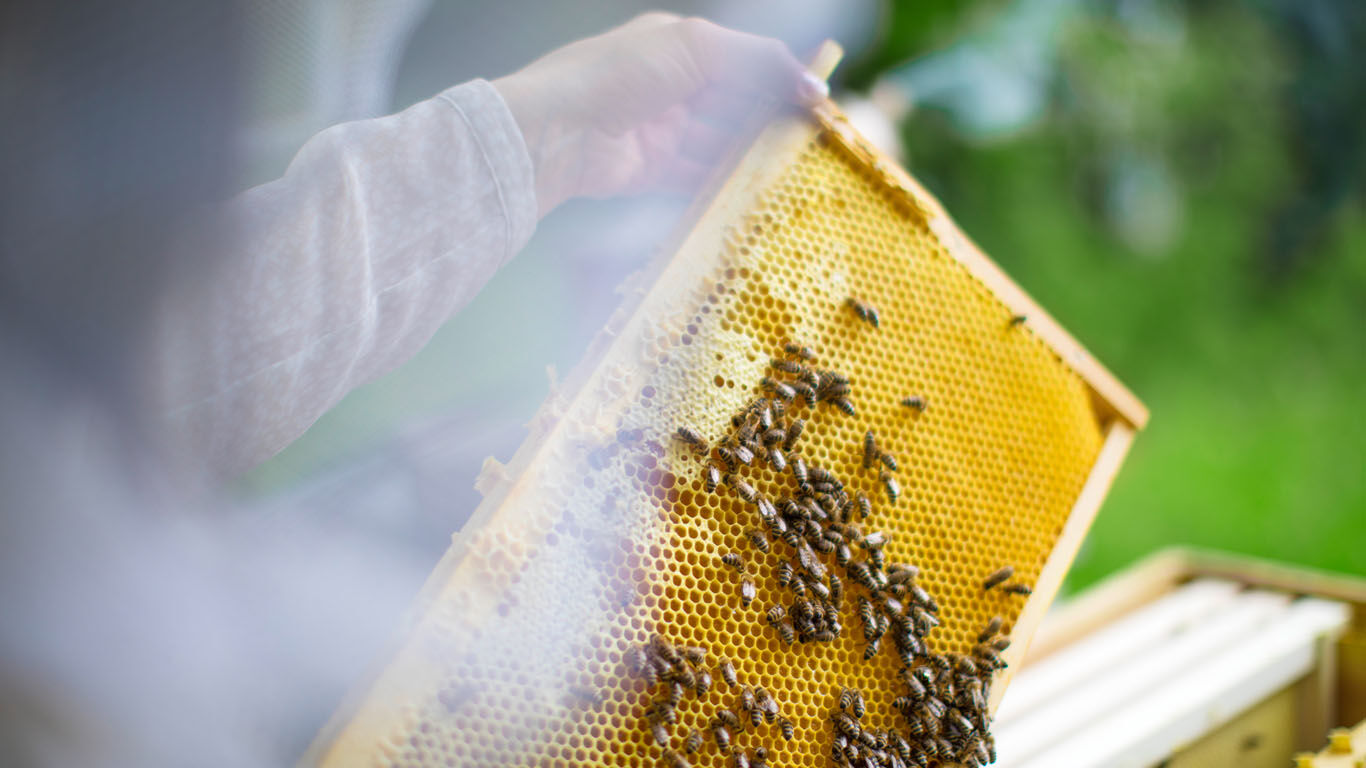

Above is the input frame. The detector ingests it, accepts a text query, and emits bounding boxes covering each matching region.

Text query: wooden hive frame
[305,41,1148,766]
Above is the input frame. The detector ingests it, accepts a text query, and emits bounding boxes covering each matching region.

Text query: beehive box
[306,47,1147,768]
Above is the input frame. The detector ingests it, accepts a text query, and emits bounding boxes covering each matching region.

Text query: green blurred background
[239,0,1365,590]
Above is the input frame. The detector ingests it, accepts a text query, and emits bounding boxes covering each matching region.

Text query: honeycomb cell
[316,123,1119,768]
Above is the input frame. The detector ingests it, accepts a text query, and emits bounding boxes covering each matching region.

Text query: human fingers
[675,18,828,106]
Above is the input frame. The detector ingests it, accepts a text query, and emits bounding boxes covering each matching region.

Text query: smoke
[0,1,866,765]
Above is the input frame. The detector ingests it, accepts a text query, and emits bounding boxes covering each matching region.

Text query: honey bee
[651,634,682,666]
[662,748,690,768]
[848,562,876,592]
[778,716,795,740]
[982,566,1015,591]
[728,477,757,504]
[705,657,732,692]
[839,687,855,712]
[900,395,928,413]
[776,620,796,645]
[858,597,877,639]
[765,513,788,538]
[752,746,769,768]
[791,457,808,487]
[783,418,805,451]
[799,368,821,392]
[740,578,756,607]
[767,447,787,472]
[770,358,802,374]
[948,706,975,736]
[695,669,713,697]
[757,405,773,431]
[978,616,1003,643]
[682,646,707,666]
[822,379,852,400]
[765,604,786,626]
[863,430,878,469]
[761,377,795,401]
[909,583,936,612]
[879,452,898,472]
[809,465,838,487]
[684,729,703,754]
[704,464,722,493]
[756,686,779,722]
[651,720,670,746]
[806,575,831,600]
[649,698,678,725]
[721,552,744,572]
[888,564,918,584]
[716,708,742,730]
[763,427,786,446]
[1003,582,1032,595]
[833,397,857,416]
[674,426,708,452]
[732,443,755,466]
[828,573,844,606]
[667,680,686,707]
[846,297,881,328]
[746,529,770,553]
[956,655,979,677]
[739,684,758,714]
[796,542,826,578]
[775,561,793,587]
[788,574,807,597]
[963,678,986,713]
[731,751,749,768]
[990,637,1011,652]
[880,471,899,503]
[789,380,817,407]
[1009,314,1028,328]
[711,722,731,751]
[890,731,912,761]
[627,645,651,678]
[717,446,738,471]
[568,684,602,706]
[784,342,815,360]
[833,711,862,740]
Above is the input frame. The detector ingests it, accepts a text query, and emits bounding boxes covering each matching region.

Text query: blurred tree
[1256,0,1366,281]
[841,0,1006,89]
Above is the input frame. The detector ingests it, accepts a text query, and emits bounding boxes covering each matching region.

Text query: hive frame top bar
[305,40,1147,766]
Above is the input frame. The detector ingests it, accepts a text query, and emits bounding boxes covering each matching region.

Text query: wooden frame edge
[987,419,1137,712]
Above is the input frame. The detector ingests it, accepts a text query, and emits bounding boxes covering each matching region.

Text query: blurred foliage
[892,0,1366,587]
[841,0,1007,89]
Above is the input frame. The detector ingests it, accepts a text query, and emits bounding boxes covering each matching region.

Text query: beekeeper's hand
[494,13,828,216]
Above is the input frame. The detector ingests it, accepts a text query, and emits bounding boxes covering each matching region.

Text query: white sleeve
[150,79,537,477]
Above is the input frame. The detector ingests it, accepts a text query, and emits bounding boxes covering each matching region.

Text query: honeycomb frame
[306,46,1147,768]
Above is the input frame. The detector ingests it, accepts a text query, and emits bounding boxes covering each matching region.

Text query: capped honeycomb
[309,105,1142,768]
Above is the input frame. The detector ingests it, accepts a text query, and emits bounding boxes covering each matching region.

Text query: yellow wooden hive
[306,45,1148,768]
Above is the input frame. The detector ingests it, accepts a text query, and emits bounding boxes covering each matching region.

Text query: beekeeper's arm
[151,14,826,477]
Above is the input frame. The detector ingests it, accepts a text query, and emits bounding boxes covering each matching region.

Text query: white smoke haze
[0,1,868,765]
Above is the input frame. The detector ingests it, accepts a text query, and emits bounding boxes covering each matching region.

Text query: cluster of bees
[628,634,792,768]
[656,300,1033,767]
